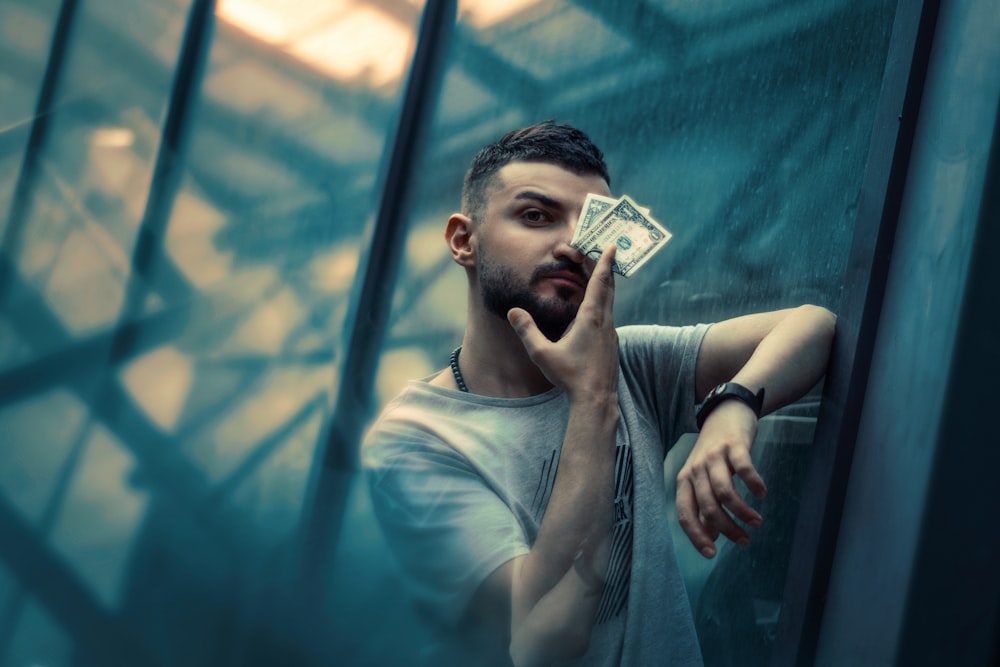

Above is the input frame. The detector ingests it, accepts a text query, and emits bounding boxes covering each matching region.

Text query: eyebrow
[513,190,565,210]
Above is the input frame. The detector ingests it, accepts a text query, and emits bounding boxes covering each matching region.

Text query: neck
[457,307,554,398]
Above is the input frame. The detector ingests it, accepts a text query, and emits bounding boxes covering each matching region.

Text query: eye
[522,209,551,224]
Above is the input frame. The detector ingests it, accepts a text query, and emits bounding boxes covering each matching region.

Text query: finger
[691,467,749,545]
[507,307,547,356]
[676,475,717,559]
[729,446,768,500]
[698,512,721,543]
[582,245,617,318]
[595,243,617,278]
[707,459,763,529]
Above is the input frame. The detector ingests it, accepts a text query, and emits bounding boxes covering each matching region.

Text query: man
[363,121,835,666]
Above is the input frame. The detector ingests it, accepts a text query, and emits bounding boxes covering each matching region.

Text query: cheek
[482,238,521,265]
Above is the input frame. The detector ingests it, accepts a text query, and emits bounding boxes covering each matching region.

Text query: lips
[543,269,586,290]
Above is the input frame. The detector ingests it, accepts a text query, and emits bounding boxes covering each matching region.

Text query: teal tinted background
[0,1,899,666]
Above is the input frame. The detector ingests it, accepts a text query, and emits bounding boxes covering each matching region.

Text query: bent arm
[472,248,620,666]
[677,304,836,558]
[472,394,617,667]
[473,394,618,667]
[695,304,837,410]
[509,394,617,665]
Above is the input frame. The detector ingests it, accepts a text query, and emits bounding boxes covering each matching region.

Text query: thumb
[507,307,546,354]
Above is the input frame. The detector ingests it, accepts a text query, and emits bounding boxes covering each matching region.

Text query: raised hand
[507,246,619,402]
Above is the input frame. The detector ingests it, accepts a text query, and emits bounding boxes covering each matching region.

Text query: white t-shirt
[363,324,710,667]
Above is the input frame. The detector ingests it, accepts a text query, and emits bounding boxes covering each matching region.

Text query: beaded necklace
[449,346,469,392]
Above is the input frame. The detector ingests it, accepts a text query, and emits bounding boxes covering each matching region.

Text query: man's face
[472,161,612,341]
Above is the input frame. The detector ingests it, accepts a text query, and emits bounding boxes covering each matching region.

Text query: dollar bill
[570,193,650,247]
[571,194,671,277]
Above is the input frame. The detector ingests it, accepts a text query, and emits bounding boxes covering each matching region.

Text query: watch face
[708,383,728,400]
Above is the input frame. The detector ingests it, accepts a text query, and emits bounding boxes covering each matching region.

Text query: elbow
[793,305,837,379]
[796,304,837,343]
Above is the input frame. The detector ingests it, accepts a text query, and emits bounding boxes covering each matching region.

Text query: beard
[479,254,585,342]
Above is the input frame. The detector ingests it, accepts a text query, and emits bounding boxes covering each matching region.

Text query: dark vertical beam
[771,1,942,665]
[297,0,457,598]
[0,0,80,296]
[105,0,215,364]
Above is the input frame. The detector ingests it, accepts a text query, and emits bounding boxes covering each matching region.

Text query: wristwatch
[696,382,765,430]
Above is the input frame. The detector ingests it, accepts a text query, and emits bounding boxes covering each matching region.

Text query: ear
[445,213,476,268]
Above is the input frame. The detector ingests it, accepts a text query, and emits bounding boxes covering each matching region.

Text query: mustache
[530,260,588,284]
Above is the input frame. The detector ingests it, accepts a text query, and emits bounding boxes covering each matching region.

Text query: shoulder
[362,381,463,468]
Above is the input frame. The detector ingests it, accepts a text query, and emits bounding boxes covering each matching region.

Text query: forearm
[727,305,836,414]
[510,549,608,666]
[500,246,621,664]
[510,394,618,664]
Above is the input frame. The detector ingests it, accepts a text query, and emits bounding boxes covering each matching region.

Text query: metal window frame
[771,1,942,664]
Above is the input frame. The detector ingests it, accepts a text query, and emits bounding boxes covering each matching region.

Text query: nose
[555,211,593,271]
[554,237,587,267]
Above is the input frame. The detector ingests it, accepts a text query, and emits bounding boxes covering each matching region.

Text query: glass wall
[1,0,900,665]
[0,0,423,665]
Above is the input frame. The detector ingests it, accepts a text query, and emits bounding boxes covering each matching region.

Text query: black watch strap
[696,382,766,430]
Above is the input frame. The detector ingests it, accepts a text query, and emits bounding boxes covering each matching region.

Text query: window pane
[0,0,422,664]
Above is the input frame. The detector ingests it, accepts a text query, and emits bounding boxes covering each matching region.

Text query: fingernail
[700,546,715,558]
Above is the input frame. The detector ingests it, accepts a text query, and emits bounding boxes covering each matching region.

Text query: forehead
[489,161,611,203]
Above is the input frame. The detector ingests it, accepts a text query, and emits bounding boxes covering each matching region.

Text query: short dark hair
[461,120,610,222]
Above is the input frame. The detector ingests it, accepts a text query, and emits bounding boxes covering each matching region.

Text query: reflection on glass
[0,0,423,664]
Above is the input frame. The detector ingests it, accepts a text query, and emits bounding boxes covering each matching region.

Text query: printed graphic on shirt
[529,442,634,625]
[531,449,558,517]
[531,443,633,624]
[595,440,633,624]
